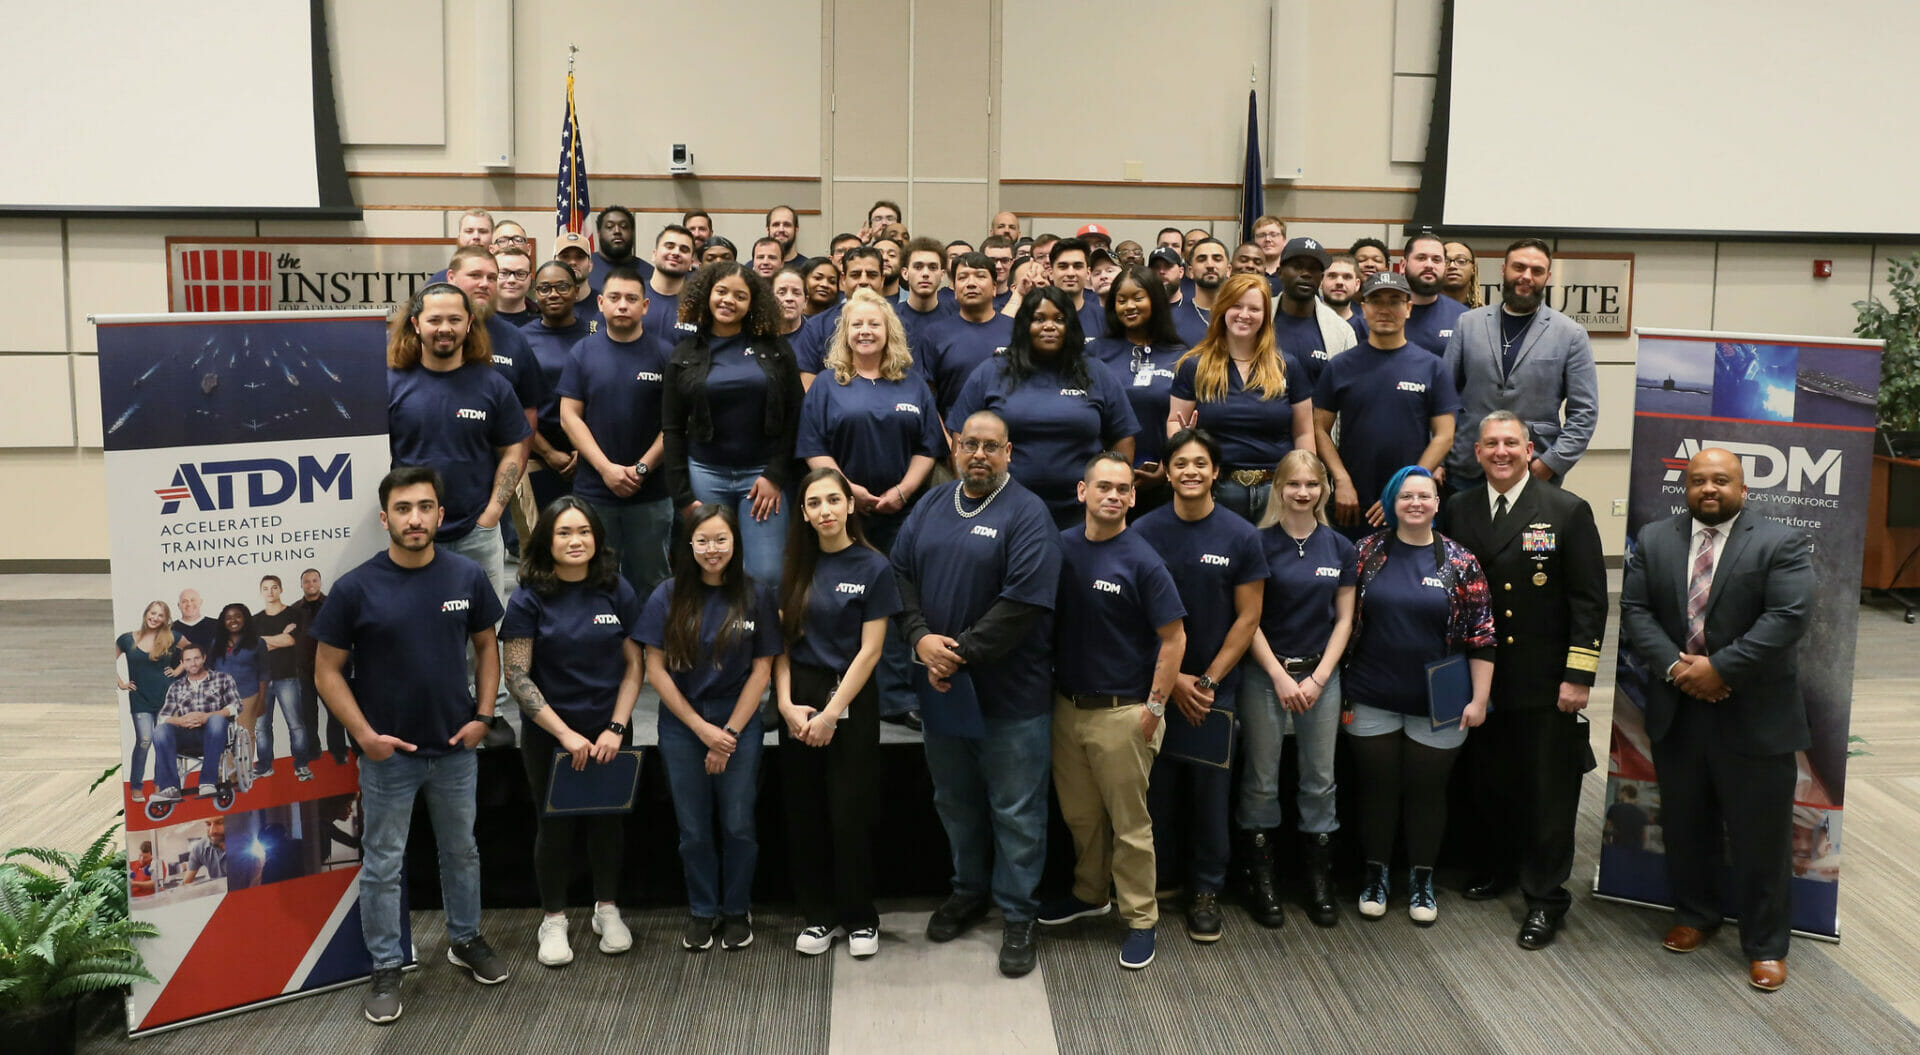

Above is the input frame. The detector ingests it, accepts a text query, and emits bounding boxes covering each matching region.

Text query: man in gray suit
[1619,447,1813,992]
[1442,239,1599,490]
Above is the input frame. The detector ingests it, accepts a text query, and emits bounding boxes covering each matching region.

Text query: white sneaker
[848,925,880,959]
[592,903,632,955]
[130,789,146,803]
[795,924,844,956]
[536,915,573,967]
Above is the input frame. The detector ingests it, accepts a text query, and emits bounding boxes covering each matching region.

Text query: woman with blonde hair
[1166,271,1313,522]
[117,600,178,803]
[1237,450,1357,928]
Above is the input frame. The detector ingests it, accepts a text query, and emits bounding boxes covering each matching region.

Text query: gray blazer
[1618,511,1813,757]
[1443,304,1599,480]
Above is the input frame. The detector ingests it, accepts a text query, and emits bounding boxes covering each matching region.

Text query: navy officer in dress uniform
[1442,410,1607,950]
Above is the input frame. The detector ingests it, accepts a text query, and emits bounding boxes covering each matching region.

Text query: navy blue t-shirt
[1087,338,1185,467]
[1272,308,1328,387]
[557,329,672,505]
[632,580,783,705]
[388,364,532,540]
[688,334,773,469]
[898,299,955,346]
[890,480,1062,719]
[946,358,1141,524]
[1054,527,1186,698]
[172,618,219,661]
[1131,505,1268,691]
[521,316,594,449]
[789,545,903,672]
[1070,292,1107,340]
[486,315,550,412]
[494,305,539,330]
[792,304,843,375]
[642,281,687,339]
[1312,344,1460,515]
[1170,353,1312,471]
[587,252,654,294]
[1345,537,1450,715]
[796,372,946,494]
[1405,296,1467,358]
[1257,523,1356,657]
[919,313,1013,417]
[308,549,504,756]
[501,578,642,726]
[1168,299,1210,348]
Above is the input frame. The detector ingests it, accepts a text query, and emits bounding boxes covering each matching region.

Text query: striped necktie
[1684,527,1717,654]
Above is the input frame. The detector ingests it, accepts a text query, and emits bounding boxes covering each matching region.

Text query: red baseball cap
[1077,223,1111,240]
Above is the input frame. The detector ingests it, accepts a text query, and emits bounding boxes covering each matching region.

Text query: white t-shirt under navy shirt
[308,549,504,756]
[788,545,903,672]
[500,577,643,728]
[387,363,532,540]
[632,579,783,707]
[1053,527,1186,699]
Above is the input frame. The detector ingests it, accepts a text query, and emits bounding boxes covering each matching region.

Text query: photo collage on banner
[98,311,393,1032]
[1599,328,1881,939]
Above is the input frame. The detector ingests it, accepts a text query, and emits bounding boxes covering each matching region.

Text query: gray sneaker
[447,937,509,984]
[362,967,403,1024]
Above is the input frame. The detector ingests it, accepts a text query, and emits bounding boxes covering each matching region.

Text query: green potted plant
[1855,251,1920,450]
[0,770,158,1055]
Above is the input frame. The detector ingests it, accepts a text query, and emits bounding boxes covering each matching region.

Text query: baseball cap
[1360,271,1412,299]
[1148,246,1185,268]
[1077,223,1111,240]
[1089,246,1115,266]
[555,231,591,255]
[1280,236,1330,267]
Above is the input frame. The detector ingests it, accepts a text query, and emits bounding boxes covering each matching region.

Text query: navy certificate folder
[914,670,987,738]
[1426,654,1472,731]
[1161,699,1235,769]
[543,748,644,816]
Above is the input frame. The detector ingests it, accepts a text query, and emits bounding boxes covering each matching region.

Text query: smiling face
[752,241,783,278]
[1028,298,1068,356]
[412,292,472,360]
[1353,245,1388,277]
[767,206,797,249]
[300,571,322,599]
[684,214,712,246]
[654,230,695,277]
[1050,249,1088,295]
[689,515,736,580]
[1112,277,1152,334]
[1321,260,1359,307]
[1394,474,1439,530]
[803,475,852,543]
[178,590,202,622]
[1223,286,1267,340]
[532,265,578,321]
[1280,462,1326,518]
[550,507,595,570]
[1166,439,1218,500]
[843,301,889,361]
[1232,244,1265,275]
[143,601,169,630]
[1476,416,1534,490]
[222,606,246,635]
[1685,448,1747,525]
[1078,458,1136,527]
[805,263,840,307]
[708,273,753,332]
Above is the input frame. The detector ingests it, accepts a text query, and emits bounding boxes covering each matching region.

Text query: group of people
[292,204,1812,1025]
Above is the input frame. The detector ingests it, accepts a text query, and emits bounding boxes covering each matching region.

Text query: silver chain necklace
[954,473,1011,519]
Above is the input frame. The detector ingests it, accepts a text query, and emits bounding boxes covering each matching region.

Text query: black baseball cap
[1148,246,1185,268]
[1280,237,1330,267]
[1360,271,1412,298]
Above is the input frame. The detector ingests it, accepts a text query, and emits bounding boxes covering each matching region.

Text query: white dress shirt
[1487,471,1530,520]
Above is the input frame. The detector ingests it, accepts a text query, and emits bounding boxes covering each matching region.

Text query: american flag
[555,70,591,240]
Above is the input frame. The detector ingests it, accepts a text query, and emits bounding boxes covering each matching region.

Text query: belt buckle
[1231,469,1267,487]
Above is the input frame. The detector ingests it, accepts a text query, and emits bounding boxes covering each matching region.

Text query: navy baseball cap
[1360,271,1413,299]
[1280,236,1330,267]
[1148,246,1185,268]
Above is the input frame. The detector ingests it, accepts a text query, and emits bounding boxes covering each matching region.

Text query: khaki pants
[1051,694,1164,927]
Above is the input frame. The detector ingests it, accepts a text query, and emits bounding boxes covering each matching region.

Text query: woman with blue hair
[1343,465,1495,926]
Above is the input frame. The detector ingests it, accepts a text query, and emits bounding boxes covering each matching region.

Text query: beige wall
[3,0,1908,563]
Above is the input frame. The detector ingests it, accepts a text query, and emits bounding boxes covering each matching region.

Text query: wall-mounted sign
[1470,251,1633,334]
[165,237,533,313]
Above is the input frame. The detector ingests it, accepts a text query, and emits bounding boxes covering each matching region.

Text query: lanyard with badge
[1130,344,1156,387]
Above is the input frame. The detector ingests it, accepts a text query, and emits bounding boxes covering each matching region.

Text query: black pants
[779,662,881,930]
[299,674,350,761]
[1349,730,1461,868]
[1650,703,1797,960]
[1462,705,1589,912]
[520,719,627,914]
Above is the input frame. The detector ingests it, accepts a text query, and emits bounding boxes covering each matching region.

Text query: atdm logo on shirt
[894,403,922,414]
[1314,566,1340,578]
[1059,388,1087,397]
[1438,329,1454,339]
[455,408,488,421]
[734,619,757,632]
[636,371,663,382]
[442,599,471,612]
[1093,579,1122,595]
[1421,576,1446,589]
[491,354,515,366]
[834,582,867,595]
[1200,554,1230,566]
[971,525,999,539]
[592,614,622,625]
[1396,382,1427,393]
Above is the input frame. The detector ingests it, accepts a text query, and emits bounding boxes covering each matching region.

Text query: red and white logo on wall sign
[178,249,273,312]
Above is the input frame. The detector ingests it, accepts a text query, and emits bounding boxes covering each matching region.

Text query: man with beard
[766,205,805,268]
[1147,247,1206,347]
[1442,238,1599,493]
[643,225,698,339]
[1619,448,1813,992]
[890,410,1064,978]
[445,247,545,492]
[990,210,1021,241]
[589,206,653,293]
[1169,239,1229,341]
[1270,238,1357,389]
[872,235,905,299]
[1321,254,1365,341]
[681,211,713,254]
[1400,232,1466,358]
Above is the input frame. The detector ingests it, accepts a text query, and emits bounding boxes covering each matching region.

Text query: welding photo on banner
[97,311,393,1034]
[1599,329,1880,940]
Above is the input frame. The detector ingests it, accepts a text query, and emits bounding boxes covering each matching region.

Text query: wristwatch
[606,721,628,736]
[634,462,650,476]
[1146,700,1166,718]
[471,712,492,726]
[1194,673,1218,692]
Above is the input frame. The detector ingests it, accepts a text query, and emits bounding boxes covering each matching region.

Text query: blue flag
[1239,89,1265,245]
[555,71,591,238]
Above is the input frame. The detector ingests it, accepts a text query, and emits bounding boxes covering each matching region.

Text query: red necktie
[1684,527,1717,654]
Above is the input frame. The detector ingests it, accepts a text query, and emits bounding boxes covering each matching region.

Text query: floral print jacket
[1350,531,1497,662]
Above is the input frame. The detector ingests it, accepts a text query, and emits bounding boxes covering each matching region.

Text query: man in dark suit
[1445,411,1607,950]
[1619,447,1813,992]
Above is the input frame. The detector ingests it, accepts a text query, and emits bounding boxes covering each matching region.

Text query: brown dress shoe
[1749,959,1786,991]
[1662,924,1711,952]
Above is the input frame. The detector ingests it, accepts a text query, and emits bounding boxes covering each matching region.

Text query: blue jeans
[1214,477,1272,524]
[1238,665,1344,834]
[863,512,918,718]
[442,524,511,713]
[253,676,314,771]
[656,699,764,918]
[151,712,229,792]
[129,711,155,790]
[358,749,481,970]
[686,460,787,588]
[1149,683,1237,892]
[921,711,1052,923]
[590,496,673,595]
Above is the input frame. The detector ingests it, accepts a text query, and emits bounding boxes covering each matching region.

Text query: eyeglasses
[1445,255,1474,266]
[492,235,528,245]
[533,283,574,295]
[497,269,531,280]
[957,439,1006,455]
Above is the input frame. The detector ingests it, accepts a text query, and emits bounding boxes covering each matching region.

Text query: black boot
[1244,830,1285,929]
[1303,832,1338,928]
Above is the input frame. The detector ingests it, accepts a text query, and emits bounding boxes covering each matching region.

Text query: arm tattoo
[492,459,523,510]
[501,637,548,714]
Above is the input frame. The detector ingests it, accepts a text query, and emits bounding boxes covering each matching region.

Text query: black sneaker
[446,937,509,984]
[362,966,403,1024]
[683,915,717,951]
[719,914,754,950]
[998,919,1038,978]
[926,893,990,942]
[1186,891,1224,943]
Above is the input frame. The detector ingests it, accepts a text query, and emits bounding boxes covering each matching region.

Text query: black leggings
[780,662,881,929]
[1348,729,1462,868]
[521,718,627,913]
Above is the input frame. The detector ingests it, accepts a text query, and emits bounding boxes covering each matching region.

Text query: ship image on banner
[96,310,396,1034]
[1597,328,1880,941]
